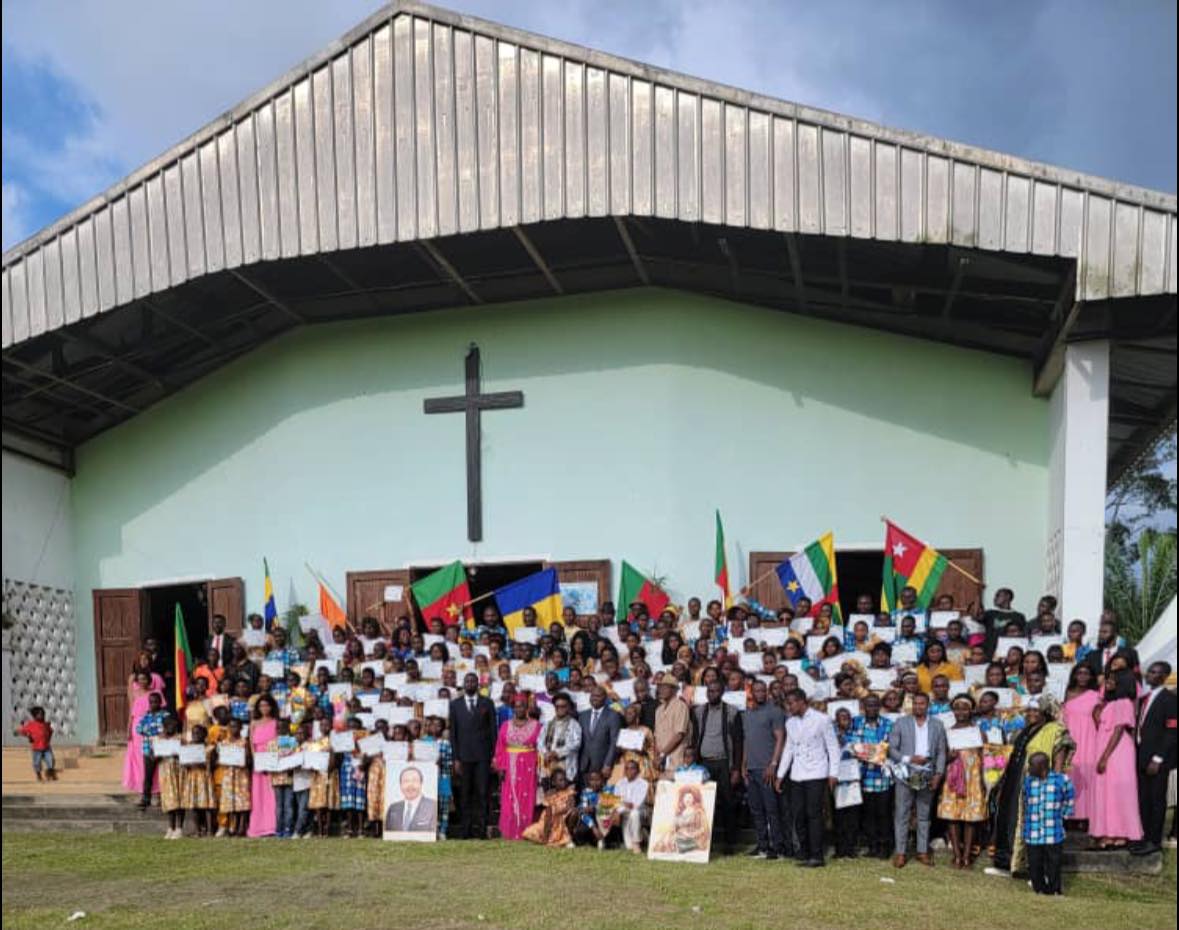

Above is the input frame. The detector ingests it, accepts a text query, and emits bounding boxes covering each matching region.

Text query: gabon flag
[262,558,279,631]
[618,561,670,620]
[173,604,193,712]
[714,510,732,608]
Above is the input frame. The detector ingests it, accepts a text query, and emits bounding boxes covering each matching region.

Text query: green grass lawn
[2,833,1175,930]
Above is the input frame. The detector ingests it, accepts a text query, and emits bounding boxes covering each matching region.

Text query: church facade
[2,1,1174,746]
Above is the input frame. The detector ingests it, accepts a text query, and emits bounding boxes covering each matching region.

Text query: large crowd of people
[17,584,1176,895]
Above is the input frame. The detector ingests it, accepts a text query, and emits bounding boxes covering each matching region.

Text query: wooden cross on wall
[423,344,524,542]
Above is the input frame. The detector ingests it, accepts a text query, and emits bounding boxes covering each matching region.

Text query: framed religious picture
[646,779,717,864]
[559,581,599,617]
[383,760,440,842]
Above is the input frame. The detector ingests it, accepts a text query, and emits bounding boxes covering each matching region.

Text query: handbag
[834,781,863,809]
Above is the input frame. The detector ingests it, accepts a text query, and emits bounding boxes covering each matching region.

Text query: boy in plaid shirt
[1022,751,1075,895]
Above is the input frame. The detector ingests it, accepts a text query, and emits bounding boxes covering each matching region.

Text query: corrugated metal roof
[2,0,1176,349]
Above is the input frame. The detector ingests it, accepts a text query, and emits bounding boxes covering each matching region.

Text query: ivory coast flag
[882,520,948,612]
[714,510,731,608]
[173,604,193,712]
[618,561,670,619]
[410,560,472,627]
[318,582,348,630]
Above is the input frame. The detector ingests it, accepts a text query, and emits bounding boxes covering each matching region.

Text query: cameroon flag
[173,604,193,712]
[714,510,731,608]
[618,561,669,620]
[411,561,472,627]
[882,520,948,612]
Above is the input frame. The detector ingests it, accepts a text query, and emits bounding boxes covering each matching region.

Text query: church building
[2,1,1175,745]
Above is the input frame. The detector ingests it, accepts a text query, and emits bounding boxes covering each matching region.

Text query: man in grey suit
[384,765,439,834]
[577,686,622,783]
[887,692,946,867]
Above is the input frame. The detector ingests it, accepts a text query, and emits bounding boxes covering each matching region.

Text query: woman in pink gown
[1060,664,1102,822]
[121,664,164,793]
[493,695,542,840]
[247,695,280,837]
[1089,671,1144,847]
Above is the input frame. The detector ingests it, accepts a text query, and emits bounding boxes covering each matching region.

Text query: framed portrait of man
[383,761,440,842]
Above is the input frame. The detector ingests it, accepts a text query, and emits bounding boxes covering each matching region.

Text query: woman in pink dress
[247,695,280,837]
[121,662,164,793]
[1089,671,1144,847]
[1061,663,1102,823]
[493,695,542,840]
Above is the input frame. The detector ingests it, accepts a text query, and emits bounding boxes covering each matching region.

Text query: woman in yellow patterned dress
[306,718,339,837]
[608,703,656,797]
[938,695,987,869]
[180,724,216,837]
[206,706,233,836]
[216,718,252,836]
[155,715,185,839]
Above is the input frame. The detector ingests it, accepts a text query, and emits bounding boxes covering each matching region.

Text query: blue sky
[2,0,1176,250]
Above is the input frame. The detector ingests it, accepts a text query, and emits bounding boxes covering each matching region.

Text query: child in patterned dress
[338,716,368,838]
[180,724,216,837]
[155,716,184,839]
[306,719,338,838]
[364,721,388,839]
[418,715,453,840]
[216,718,252,836]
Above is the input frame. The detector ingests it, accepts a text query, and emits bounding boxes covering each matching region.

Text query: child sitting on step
[16,706,56,781]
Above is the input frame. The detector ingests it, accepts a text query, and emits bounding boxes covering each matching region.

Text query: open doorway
[407,561,544,625]
[835,551,885,617]
[143,582,209,658]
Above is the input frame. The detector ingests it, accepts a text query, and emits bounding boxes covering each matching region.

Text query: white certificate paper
[946,726,984,751]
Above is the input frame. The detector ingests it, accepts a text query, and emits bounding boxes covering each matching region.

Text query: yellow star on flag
[786,580,801,593]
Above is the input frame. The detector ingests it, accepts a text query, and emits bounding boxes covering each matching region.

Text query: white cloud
[1,0,1173,246]
[2,181,31,250]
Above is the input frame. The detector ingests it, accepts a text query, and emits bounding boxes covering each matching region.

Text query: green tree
[1104,530,1177,645]
[1105,430,1177,561]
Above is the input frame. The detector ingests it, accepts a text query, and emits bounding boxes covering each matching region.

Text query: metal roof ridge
[3,0,1176,268]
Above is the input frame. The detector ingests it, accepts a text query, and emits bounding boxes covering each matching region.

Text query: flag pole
[879,515,982,585]
[305,562,346,605]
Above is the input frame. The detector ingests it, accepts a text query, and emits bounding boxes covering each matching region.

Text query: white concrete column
[1046,340,1110,620]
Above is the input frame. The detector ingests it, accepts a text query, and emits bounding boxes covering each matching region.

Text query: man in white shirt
[775,688,841,867]
[612,759,650,852]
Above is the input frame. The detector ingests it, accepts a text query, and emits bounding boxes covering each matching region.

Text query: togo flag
[882,520,947,612]
[775,532,841,621]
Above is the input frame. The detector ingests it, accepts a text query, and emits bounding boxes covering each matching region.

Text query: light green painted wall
[71,288,1049,742]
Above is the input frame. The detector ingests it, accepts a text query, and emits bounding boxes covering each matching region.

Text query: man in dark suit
[449,673,497,839]
[204,614,235,669]
[577,686,621,782]
[1083,615,1140,679]
[384,765,439,833]
[1131,661,1177,856]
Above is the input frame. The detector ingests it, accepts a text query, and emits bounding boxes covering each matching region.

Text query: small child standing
[1022,751,1075,895]
[417,716,453,840]
[306,719,338,838]
[338,717,368,838]
[291,722,314,839]
[180,724,216,837]
[673,746,711,782]
[573,769,607,848]
[17,706,56,781]
[155,716,184,838]
[216,718,252,837]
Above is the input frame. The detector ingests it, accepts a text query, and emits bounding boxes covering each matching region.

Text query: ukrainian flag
[495,568,563,635]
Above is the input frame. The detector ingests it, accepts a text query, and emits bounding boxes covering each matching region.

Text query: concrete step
[1061,846,1163,875]
[2,818,167,836]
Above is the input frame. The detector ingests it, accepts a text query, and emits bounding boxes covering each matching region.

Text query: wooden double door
[92,578,244,742]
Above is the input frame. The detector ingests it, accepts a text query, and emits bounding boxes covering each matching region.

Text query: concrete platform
[2,793,166,836]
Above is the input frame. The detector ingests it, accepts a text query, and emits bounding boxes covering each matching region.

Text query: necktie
[468,698,476,714]
[591,710,600,734]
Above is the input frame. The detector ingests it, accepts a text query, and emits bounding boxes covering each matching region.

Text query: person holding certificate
[216,718,252,837]
[938,695,987,868]
[610,703,656,792]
